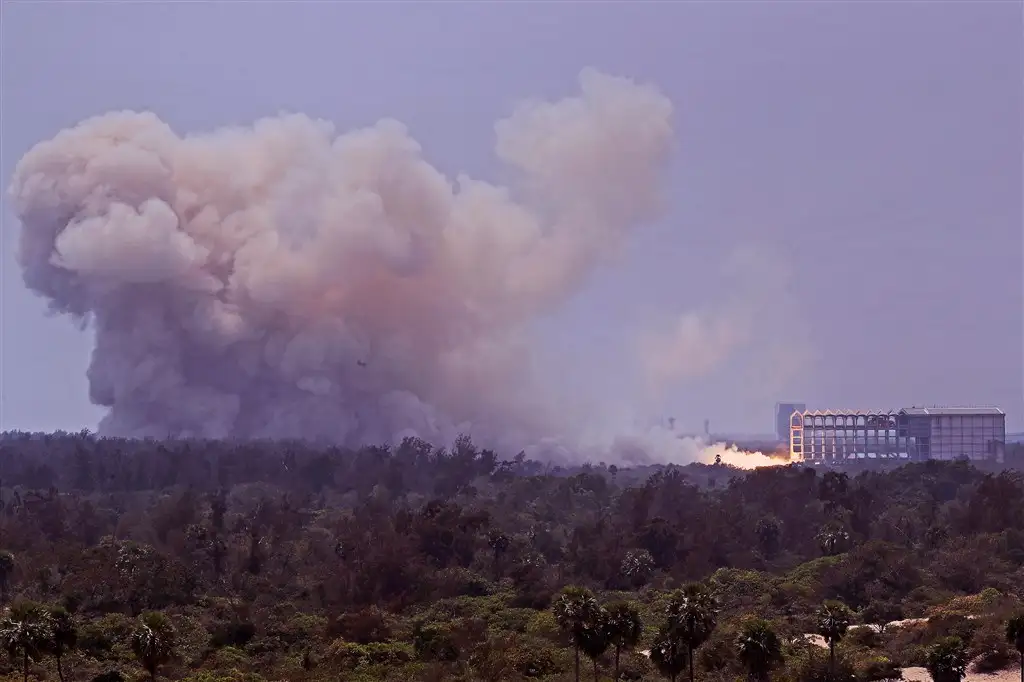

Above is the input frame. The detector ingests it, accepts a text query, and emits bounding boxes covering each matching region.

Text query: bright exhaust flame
[699,443,794,469]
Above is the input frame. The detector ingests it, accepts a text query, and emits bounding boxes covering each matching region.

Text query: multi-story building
[789,406,1006,463]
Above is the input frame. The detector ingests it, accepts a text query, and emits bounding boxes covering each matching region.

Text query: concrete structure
[790,406,1006,463]
[775,402,806,444]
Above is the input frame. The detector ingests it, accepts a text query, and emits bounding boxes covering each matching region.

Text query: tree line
[0,431,1018,680]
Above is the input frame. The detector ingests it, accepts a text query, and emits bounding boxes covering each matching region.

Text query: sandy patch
[803,634,829,649]
[903,666,1021,682]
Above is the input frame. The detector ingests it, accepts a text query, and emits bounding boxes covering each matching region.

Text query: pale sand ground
[800,618,960,649]
[646,621,938,658]
[902,666,1021,682]
[639,618,1021,681]
[800,620,1021,682]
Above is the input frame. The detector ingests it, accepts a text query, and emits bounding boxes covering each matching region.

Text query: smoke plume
[637,245,810,394]
[10,68,698,461]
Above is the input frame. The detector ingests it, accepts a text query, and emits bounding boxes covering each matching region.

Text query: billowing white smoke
[638,246,807,391]
[9,68,687,461]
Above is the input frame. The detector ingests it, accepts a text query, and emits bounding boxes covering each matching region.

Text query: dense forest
[0,431,1021,682]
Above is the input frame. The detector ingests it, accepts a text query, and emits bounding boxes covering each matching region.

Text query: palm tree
[620,549,656,588]
[0,601,50,682]
[755,517,782,559]
[1006,614,1024,682]
[605,601,643,681]
[650,624,688,682]
[46,606,78,682]
[815,600,852,675]
[487,531,510,578]
[736,618,783,682]
[665,583,719,682]
[816,525,850,557]
[926,636,969,682]
[131,611,177,681]
[578,606,611,682]
[553,586,602,682]
[0,552,14,603]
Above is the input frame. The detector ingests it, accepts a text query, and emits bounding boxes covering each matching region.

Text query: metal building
[789,406,1006,463]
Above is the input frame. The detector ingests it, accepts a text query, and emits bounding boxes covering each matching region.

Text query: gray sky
[2,0,1021,436]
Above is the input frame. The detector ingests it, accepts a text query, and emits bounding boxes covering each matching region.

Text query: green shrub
[786,647,856,682]
[78,613,136,662]
[181,671,266,682]
[329,607,394,644]
[206,646,253,671]
[432,567,492,598]
[489,607,535,634]
[277,613,328,646]
[854,655,902,682]
[326,639,415,668]
[523,610,560,642]
[467,633,563,679]
[412,621,459,661]
[209,621,256,649]
[969,619,1015,673]
[846,625,882,649]
[926,613,978,643]
[697,623,742,674]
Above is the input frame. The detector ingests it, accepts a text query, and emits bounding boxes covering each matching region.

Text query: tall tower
[775,402,806,444]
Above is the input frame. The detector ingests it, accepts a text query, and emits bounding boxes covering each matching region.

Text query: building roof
[899,406,1005,416]
[793,409,895,416]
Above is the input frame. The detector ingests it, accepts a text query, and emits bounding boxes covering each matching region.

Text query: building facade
[789,406,1005,463]
[775,402,806,444]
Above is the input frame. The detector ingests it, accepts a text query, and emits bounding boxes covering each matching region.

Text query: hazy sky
[2,1,1021,436]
